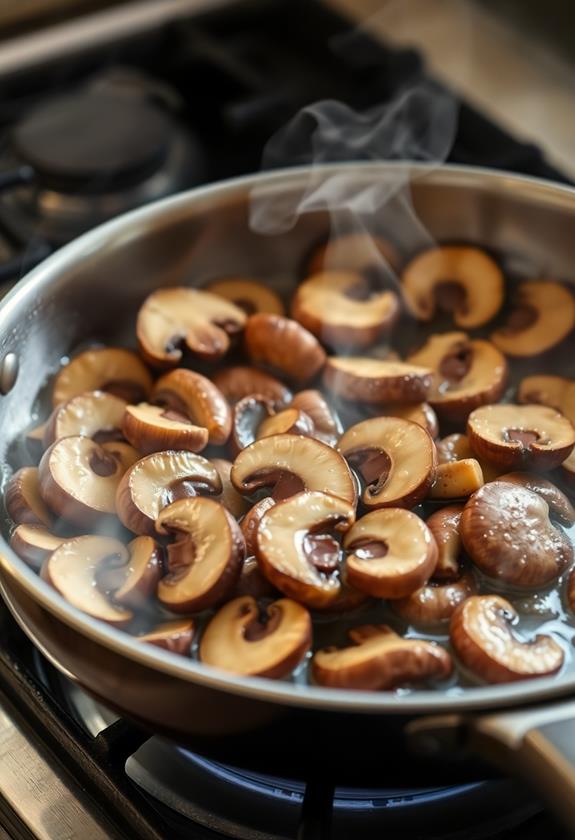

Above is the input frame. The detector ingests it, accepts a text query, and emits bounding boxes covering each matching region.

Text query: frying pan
[1,162,575,828]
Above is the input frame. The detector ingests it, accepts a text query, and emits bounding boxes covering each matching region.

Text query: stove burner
[13,93,174,193]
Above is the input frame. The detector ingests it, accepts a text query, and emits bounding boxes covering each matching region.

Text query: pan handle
[408,699,575,830]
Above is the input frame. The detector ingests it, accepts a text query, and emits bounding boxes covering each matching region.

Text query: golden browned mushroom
[436,433,504,483]
[211,458,249,519]
[498,472,575,527]
[99,535,163,609]
[122,403,209,454]
[394,573,476,627]
[151,368,231,446]
[200,596,311,678]
[44,391,127,448]
[10,524,67,569]
[137,287,247,365]
[212,366,292,407]
[255,491,355,609]
[205,277,284,316]
[425,504,464,580]
[467,404,575,471]
[460,481,572,588]
[257,407,314,440]
[518,374,575,424]
[343,509,437,599]
[401,246,504,328]
[450,595,564,683]
[491,281,575,357]
[312,625,452,690]
[338,416,436,509]
[5,467,52,527]
[240,497,276,557]
[379,403,439,439]
[155,498,244,613]
[323,357,432,404]
[116,450,222,536]
[137,619,195,655]
[290,389,342,446]
[429,460,484,500]
[52,347,152,407]
[306,233,400,277]
[244,314,326,384]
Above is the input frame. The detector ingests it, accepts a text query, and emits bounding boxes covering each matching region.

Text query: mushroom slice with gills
[122,403,209,455]
[136,287,247,366]
[338,416,436,509]
[425,504,464,581]
[205,277,285,316]
[240,497,276,557]
[306,232,400,277]
[290,390,342,446]
[116,450,222,536]
[491,281,575,357]
[256,407,315,441]
[38,437,135,528]
[211,458,249,519]
[10,525,67,570]
[407,332,508,422]
[97,535,163,609]
[155,498,244,613]
[467,404,575,471]
[244,314,326,385]
[212,366,292,408]
[429,459,484,500]
[323,357,432,404]
[401,246,504,328]
[5,467,52,527]
[291,271,399,351]
[42,536,133,626]
[151,368,231,446]
[380,402,438,439]
[231,434,357,506]
[343,508,437,599]
[518,374,575,425]
[498,472,575,527]
[200,596,312,678]
[255,491,355,609]
[52,347,152,407]
[138,619,195,655]
[312,624,452,690]
[460,481,573,588]
[44,390,127,448]
[450,595,564,684]
[231,395,275,455]
[394,572,477,627]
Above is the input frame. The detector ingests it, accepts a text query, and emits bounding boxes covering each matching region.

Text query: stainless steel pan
[1,162,575,826]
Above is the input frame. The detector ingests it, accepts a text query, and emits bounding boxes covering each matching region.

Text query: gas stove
[0,1,570,838]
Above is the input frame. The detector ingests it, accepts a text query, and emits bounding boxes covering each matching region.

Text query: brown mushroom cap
[255,491,356,609]
[137,619,195,655]
[407,332,507,421]
[338,416,436,509]
[491,281,575,357]
[151,368,231,446]
[401,246,504,328]
[44,390,127,448]
[123,403,209,455]
[394,572,476,627]
[460,481,573,588]
[231,434,357,505]
[379,403,439,439]
[5,466,52,527]
[211,458,249,519]
[498,472,575,527]
[306,233,400,277]
[290,389,342,446]
[116,450,222,536]
[10,524,67,569]
[450,595,564,683]
[292,271,399,350]
[212,366,292,407]
[200,596,312,678]
[52,347,152,407]
[312,624,452,690]
[240,497,276,557]
[107,535,163,608]
[137,287,247,366]
[343,508,437,599]
[467,404,575,471]
[42,536,133,626]
[155,498,244,613]
[518,374,575,425]
[244,314,327,384]
[426,504,464,580]
[323,357,432,404]
[205,277,285,316]
[429,459,484,500]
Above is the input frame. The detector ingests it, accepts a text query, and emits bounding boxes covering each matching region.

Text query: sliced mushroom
[42,536,133,626]
[52,347,152,407]
[137,287,247,365]
[491,281,575,357]
[116,450,222,536]
[38,437,136,527]
[401,246,504,328]
[240,497,276,557]
[151,368,231,446]
[212,366,292,407]
[211,457,249,518]
[200,596,311,678]
[206,277,284,316]
[292,271,399,350]
[138,619,195,655]
[5,467,52,527]
[290,390,342,446]
[312,624,452,690]
[244,314,326,384]
[323,357,432,404]
[231,434,357,505]
[467,404,575,471]
[231,395,275,454]
[343,508,437,599]
[394,573,476,627]
[44,390,127,448]
[425,504,464,580]
[122,403,209,454]
[407,332,507,421]
[98,535,163,609]
[306,233,400,277]
[436,432,504,483]
[233,555,279,599]
[518,374,575,425]
[380,403,438,439]
[155,498,244,613]
[429,459,484,500]
[257,407,314,440]
[460,481,573,588]
[10,524,67,569]
[338,416,436,509]
[498,472,575,527]
[255,491,355,609]
[450,595,564,683]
